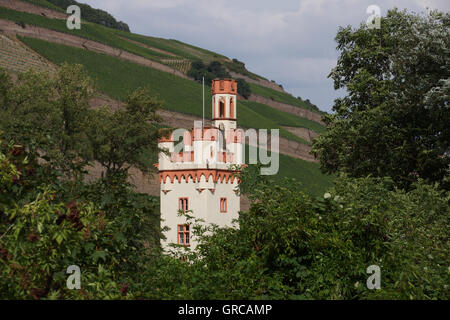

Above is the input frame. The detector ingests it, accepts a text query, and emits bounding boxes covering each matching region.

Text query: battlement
[211,79,237,95]
[158,126,243,170]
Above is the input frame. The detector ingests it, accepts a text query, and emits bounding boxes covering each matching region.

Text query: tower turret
[212,79,237,133]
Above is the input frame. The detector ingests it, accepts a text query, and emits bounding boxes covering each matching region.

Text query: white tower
[157,79,244,250]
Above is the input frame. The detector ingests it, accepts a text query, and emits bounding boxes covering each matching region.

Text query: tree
[237,78,252,99]
[84,88,162,178]
[312,9,450,190]
[0,64,93,179]
[0,69,162,298]
[188,60,231,85]
[0,139,127,299]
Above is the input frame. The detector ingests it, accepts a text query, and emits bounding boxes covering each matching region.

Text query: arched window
[179,197,188,212]
[219,101,225,118]
[220,198,227,213]
[230,98,234,118]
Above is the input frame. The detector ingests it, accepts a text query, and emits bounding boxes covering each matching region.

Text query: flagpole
[202,76,205,130]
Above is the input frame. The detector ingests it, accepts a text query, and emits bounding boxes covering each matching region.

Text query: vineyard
[0,33,53,73]
[161,58,192,74]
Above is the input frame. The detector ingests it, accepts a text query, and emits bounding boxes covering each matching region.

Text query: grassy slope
[0,7,172,61]
[2,7,325,129]
[18,37,334,195]
[22,0,63,11]
[20,36,312,145]
[245,145,333,197]
[241,100,326,134]
[248,82,323,113]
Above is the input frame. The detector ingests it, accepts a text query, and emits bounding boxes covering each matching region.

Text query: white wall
[160,176,240,249]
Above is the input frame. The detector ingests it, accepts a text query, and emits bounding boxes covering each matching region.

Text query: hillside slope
[0,1,334,196]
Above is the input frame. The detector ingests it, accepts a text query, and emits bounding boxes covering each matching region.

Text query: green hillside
[241,100,326,134]
[22,0,63,11]
[248,82,322,113]
[0,7,171,61]
[19,36,315,145]
[0,3,333,195]
[1,6,324,116]
[18,36,333,196]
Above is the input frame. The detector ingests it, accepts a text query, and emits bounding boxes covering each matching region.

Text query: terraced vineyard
[0,33,53,73]
[161,59,192,74]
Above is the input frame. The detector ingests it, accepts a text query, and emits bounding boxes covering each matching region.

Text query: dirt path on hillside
[228,71,286,93]
[0,0,67,19]
[0,19,189,79]
[248,94,325,125]
[282,126,319,143]
[117,35,179,57]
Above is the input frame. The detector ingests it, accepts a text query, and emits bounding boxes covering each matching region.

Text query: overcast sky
[85,0,449,112]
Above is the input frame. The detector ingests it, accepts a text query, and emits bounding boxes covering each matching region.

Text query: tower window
[219,101,225,118]
[220,198,227,213]
[177,224,190,246]
[230,98,234,118]
[179,197,189,213]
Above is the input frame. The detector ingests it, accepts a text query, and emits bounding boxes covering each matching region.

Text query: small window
[220,198,227,213]
[219,101,225,118]
[177,224,190,246]
[230,98,234,118]
[179,197,189,212]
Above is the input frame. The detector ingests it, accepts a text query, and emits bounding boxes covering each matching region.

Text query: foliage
[188,60,230,85]
[0,66,162,299]
[312,9,450,191]
[236,78,251,99]
[0,141,121,299]
[0,64,93,179]
[85,88,162,177]
[138,172,449,300]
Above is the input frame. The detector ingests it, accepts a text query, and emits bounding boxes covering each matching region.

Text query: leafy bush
[0,65,162,299]
[138,172,450,300]
[188,60,230,85]
[236,78,251,99]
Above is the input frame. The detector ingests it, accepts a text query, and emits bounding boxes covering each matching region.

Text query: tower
[157,79,243,250]
[212,79,237,133]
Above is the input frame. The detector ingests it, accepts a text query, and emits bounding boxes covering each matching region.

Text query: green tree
[237,78,252,99]
[312,9,450,190]
[0,140,127,299]
[188,60,231,85]
[84,88,162,178]
[0,64,93,179]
